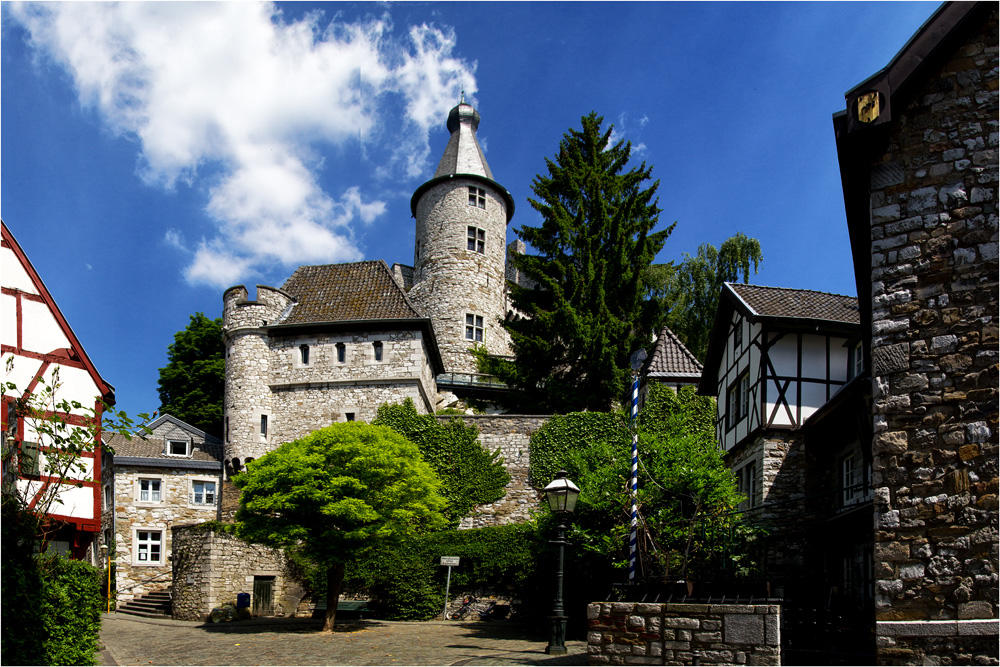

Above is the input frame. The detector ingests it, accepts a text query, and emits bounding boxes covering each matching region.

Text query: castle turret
[221,284,294,475]
[407,98,515,373]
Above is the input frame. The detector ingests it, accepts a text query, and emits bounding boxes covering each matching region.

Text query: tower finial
[460,89,465,104]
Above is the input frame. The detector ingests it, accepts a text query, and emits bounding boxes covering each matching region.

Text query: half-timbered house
[1,221,115,563]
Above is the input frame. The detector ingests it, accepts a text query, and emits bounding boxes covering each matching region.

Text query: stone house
[832,1,998,663]
[698,282,874,660]
[105,414,222,604]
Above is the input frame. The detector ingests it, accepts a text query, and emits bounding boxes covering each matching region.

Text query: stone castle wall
[409,177,512,372]
[863,7,998,662]
[171,526,306,621]
[114,465,221,601]
[444,414,550,528]
[586,602,781,666]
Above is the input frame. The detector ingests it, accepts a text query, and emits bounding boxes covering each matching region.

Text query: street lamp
[543,470,580,655]
[99,544,111,614]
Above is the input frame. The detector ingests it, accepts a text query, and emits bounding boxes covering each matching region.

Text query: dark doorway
[252,576,275,616]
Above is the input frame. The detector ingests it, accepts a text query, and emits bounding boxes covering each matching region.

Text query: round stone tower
[407,99,515,373]
[221,283,294,476]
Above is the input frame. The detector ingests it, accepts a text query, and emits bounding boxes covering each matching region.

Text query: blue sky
[2,1,937,420]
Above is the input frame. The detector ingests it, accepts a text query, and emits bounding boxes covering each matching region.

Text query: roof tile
[645,326,703,377]
[729,283,859,324]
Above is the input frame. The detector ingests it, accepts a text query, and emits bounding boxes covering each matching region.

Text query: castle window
[299,344,310,365]
[467,226,485,253]
[225,417,230,443]
[336,343,346,363]
[373,341,383,362]
[260,415,268,437]
[468,186,486,209]
[465,314,484,342]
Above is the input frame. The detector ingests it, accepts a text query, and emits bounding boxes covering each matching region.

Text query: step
[120,601,171,613]
[117,608,172,619]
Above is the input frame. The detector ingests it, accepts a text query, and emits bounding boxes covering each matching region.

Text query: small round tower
[407,99,515,373]
[221,284,294,476]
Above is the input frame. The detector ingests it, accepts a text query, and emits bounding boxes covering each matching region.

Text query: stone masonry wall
[864,7,998,663]
[114,466,221,601]
[586,602,780,666]
[171,526,306,621]
[409,177,512,373]
[445,414,550,529]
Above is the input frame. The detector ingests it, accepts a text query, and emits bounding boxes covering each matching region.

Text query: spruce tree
[482,113,672,412]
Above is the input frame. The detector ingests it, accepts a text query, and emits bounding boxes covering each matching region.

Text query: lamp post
[543,470,580,655]
[99,544,111,613]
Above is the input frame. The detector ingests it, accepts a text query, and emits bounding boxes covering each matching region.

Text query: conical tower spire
[434,98,493,180]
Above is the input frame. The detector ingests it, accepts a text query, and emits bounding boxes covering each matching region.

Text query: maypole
[627,348,646,583]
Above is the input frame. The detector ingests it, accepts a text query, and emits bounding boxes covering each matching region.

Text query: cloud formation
[10,2,475,287]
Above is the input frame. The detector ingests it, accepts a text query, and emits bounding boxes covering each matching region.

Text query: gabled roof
[643,326,703,380]
[104,413,222,466]
[698,284,860,396]
[728,283,860,325]
[1,221,114,404]
[279,260,424,325]
[147,413,222,445]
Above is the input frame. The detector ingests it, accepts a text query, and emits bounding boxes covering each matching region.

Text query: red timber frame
[2,223,114,557]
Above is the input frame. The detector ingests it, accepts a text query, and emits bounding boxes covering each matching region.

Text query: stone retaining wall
[586,602,780,666]
[439,414,550,528]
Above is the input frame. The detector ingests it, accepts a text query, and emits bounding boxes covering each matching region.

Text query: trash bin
[236,592,250,609]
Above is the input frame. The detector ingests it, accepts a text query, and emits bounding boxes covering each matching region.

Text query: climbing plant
[373,399,510,524]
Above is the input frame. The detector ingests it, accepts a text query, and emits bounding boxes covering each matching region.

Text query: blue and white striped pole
[629,373,639,582]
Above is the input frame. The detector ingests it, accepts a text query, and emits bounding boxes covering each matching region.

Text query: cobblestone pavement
[99,614,588,666]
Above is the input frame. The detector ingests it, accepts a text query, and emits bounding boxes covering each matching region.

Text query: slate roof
[434,103,494,180]
[278,260,424,325]
[644,326,703,378]
[728,283,860,324]
[103,433,222,463]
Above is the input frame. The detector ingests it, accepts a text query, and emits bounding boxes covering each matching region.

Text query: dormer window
[167,440,190,457]
[467,226,485,253]
[468,186,486,209]
[373,341,383,362]
[299,344,310,365]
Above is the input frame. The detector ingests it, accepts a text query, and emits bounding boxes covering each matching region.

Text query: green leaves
[233,422,448,568]
[492,112,673,413]
[156,312,224,438]
[373,399,510,525]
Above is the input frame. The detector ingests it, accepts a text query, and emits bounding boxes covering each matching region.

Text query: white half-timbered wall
[2,226,108,560]
[714,308,851,452]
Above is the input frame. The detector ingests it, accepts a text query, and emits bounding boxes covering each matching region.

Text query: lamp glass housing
[543,471,580,514]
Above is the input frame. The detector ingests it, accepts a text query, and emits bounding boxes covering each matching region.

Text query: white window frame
[132,528,165,566]
[188,477,218,509]
[135,476,165,504]
[165,439,191,457]
[465,313,484,342]
[467,226,486,253]
[842,453,864,506]
[727,371,750,430]
[737,461,757,509]
[468,186,486,209]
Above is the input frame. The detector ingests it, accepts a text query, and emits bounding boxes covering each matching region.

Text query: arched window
[336,342,346,363]
[373,341,383,362]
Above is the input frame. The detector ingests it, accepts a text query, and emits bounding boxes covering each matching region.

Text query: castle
[222,98,519,475]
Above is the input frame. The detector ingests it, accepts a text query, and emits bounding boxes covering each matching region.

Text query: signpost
[440,556,460,619]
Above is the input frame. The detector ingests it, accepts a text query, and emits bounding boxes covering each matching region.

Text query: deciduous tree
[233,422,447,630]
[479,112,673,412]
[645,233,762,361]
[157,313,224,438]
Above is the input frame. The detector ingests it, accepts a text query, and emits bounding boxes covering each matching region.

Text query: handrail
[116,570,172,595]
[436,372,508,389]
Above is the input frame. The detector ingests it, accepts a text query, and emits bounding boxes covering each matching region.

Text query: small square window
[467,226,485,253]
[465,314,484,342]
[167,440,188,456]
[139,479,162,502]
[191,481,216,506]
[468,186,486,209]
[345,412,355,422]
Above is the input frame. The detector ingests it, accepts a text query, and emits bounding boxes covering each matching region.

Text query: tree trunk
[323,562,346,632]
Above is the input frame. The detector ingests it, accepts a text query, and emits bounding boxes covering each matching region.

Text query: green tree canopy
[156,312,224,438]
[233,422,447,630]
[644,232,762,361]
[372,399,509,525]
[478,112,673,413]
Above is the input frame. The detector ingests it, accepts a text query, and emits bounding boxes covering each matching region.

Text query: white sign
[440,556,460,567]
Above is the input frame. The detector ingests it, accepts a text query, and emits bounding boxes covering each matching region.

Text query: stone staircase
[117,589,172,619]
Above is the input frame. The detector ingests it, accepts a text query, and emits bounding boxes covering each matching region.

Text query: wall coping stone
[876,619,999,637]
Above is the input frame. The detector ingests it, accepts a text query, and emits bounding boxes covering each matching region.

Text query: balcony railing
[436,372,508,389]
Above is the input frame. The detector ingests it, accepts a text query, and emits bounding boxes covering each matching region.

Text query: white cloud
[164,228,185,250]
[10,2,475,288]
[607,112,648,155]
